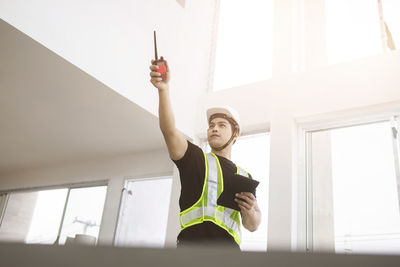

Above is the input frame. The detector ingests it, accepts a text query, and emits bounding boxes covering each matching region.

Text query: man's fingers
[150,77,162,84]
[150,65,159,71]
[235,198,251,210]
[151,77,162,82]
[149,58,169,88]
[235,193,255,204]
[236,194,251,203]
[150,71,161,77]
[238,192,256,200]
[237,202,251,211]
[238,203,246,211]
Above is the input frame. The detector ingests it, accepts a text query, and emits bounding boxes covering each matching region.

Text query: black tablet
[217,173,259,211]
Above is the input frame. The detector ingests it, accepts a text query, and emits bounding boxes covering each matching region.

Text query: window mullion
[113,184,130,246]
[390,116,400,214]
[53,188,71,245]
[305,132,314,252]
[0,193,10,229]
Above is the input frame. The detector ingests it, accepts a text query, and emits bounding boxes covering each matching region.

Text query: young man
[149,59,261,249]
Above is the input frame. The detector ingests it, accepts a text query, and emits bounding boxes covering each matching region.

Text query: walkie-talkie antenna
[154,30,158,61]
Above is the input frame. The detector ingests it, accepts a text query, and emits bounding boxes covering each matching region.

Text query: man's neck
[211,147,232,160]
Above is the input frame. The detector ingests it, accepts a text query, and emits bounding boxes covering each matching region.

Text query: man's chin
[208,141,223,148]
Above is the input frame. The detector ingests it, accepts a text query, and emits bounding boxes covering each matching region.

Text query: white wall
[0,148,174,246]
[196,52,400,135]
[0,0,216,137]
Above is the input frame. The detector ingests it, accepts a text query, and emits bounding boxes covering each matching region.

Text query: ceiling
[0,19,166,174]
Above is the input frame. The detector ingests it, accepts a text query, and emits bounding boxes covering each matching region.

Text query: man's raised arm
[149,59,188,160]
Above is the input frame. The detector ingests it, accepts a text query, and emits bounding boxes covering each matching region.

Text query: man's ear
[232,131,239,144]
[235,129,239,138]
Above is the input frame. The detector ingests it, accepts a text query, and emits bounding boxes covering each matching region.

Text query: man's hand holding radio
[149,59,170,91]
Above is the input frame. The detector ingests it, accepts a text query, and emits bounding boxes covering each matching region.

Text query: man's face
[207,117,235,148]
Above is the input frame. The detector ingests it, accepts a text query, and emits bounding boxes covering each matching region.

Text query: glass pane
[58,186,107,245]
[311,121,400,254]
[0,189,67,244]
[114,178,172,248]
[382,0,400,50]
[325,0,381,64]
[213,0,274,91]
[231,133,270,251]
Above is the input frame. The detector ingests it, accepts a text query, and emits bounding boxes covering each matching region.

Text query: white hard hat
[206,106,241,133]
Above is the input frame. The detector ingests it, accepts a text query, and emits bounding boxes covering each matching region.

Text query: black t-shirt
[172,141,255,248]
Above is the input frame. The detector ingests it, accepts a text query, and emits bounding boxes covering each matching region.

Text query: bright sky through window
[325,0,382,64]
[59,186,107,244]
[330,122,400,254]
[26,189,67,244]
[311,121,400,254]
[213,0,274,91]
[26,186,107,244]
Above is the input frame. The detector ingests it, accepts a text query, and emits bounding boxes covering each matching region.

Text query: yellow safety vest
[179,152,249,245]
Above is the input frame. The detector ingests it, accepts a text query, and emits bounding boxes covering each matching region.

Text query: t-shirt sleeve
[172,140,203,168]
[171,140,206,211]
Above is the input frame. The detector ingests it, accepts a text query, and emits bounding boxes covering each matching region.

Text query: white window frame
[295,101,400,252]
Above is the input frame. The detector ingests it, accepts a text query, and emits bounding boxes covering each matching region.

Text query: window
[56,186,107,244]
[0,184,107,245]
[25,189,68,244]
[308,117,400,254]
[114,177,173,248]
[212,0,274,91]
[204,132,270,251]
[325,0,381,64]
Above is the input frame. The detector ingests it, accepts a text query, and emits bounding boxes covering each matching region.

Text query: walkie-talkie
[153,31,167,81]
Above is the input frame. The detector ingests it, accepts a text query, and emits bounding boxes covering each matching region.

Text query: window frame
[0,180,108,195]
[295,101,400,252]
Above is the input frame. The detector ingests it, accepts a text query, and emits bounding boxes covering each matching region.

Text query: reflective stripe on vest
[179,152,249,245]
